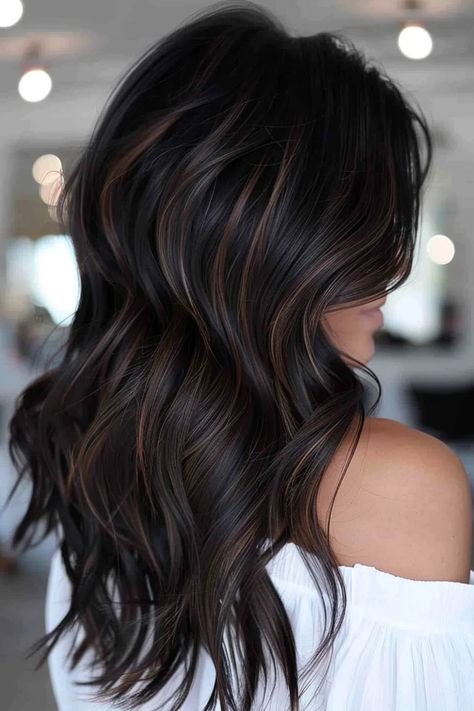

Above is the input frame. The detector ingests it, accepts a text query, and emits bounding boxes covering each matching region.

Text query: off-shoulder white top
[45,540,474,710]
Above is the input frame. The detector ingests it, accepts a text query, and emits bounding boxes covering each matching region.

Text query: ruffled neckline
[264,538,474,587]
[264,540,474,632]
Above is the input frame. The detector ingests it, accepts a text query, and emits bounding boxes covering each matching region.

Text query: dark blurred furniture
[406,380,474,442]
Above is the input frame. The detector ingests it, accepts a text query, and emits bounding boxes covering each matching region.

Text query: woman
[8,2,474,710]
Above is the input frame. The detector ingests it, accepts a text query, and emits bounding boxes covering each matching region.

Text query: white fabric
[45,541,474,710]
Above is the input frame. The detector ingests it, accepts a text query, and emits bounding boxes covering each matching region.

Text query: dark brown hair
[7,1,432,709]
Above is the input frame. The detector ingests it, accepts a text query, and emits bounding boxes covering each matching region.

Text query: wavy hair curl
[7,1,432,709]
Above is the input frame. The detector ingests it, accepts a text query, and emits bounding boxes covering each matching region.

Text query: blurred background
[0,0,473,709]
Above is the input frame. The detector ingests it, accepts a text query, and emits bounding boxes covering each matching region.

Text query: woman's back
[45,416,474,710]
[8,3,470,709]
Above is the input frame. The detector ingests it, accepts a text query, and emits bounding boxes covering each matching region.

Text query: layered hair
[7,1,432,709]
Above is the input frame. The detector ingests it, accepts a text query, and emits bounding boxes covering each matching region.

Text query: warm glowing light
[39,174,64,206]
[18,68,52,102]
[426,234,455,265]
[398,24,433,60]
[32,154,62,185]
[0,0,23,28]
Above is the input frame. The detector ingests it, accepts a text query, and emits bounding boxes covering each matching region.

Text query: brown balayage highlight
[7,2,432,709]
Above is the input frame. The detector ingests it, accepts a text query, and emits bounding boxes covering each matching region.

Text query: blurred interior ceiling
[0,0,473,226]
[0,0,473,100]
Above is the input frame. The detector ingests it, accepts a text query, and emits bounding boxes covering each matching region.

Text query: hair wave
[7,1,432,709]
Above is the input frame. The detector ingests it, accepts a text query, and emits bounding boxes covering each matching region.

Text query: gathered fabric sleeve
[264,542,474,711]
[322,563,474,711]
[46,538,474,711]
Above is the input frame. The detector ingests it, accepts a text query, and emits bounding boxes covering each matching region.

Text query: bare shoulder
[320,416,473,583]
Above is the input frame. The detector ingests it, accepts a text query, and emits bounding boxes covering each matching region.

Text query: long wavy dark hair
[7,1,432,709]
